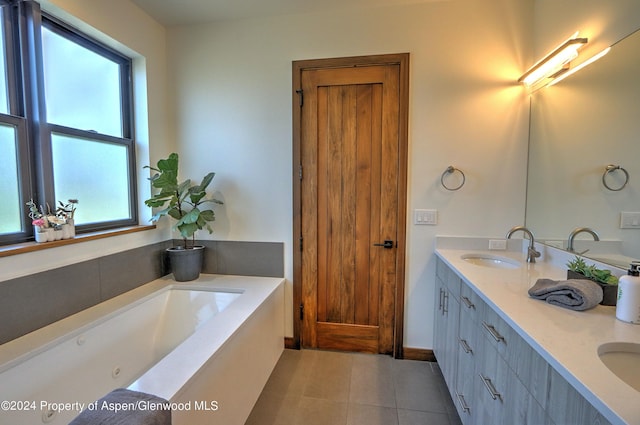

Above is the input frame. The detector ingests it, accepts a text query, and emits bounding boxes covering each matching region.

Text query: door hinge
[299,164,303,180]
[299,236,303,251]
[299,303,304,320]
[296,89,303,107]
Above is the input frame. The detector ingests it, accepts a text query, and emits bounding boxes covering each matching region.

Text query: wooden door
[293,54,408,355]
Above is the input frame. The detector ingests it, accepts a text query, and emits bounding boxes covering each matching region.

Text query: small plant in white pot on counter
[144,153,223,281]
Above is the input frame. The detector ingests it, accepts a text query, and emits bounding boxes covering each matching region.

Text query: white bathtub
[0,274,285,425]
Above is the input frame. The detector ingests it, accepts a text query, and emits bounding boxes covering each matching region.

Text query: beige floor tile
[294,397,348,425]
[346,403,399,425]
[349,353,396,408]
[245,350,461,425]
[397,409,452,425]
[393,360,449,413]
[303,350,353,402]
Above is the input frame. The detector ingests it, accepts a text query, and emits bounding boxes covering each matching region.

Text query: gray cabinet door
[455,305,479,424]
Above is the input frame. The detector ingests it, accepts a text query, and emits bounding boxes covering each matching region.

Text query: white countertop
[435,239,640,425]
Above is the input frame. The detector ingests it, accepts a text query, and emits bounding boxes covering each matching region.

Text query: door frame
[292,53,409,358]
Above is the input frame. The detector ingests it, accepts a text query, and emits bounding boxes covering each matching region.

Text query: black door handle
[373,240,394,249]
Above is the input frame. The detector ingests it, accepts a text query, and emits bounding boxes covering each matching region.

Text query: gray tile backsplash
[199,240,284,277]
[0,240,284,345]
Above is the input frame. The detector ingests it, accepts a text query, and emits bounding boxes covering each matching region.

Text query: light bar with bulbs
[519,32,588,87]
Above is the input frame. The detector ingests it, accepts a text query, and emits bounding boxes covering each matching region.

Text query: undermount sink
[598,342,640,392]
[460,254,521,269]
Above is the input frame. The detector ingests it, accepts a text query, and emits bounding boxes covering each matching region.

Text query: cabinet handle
[482,321,505,343]
[458,338,473,354]
[455,391,471,414]
[438,288,444,313]
[479,374,503,401]
[443,292,449,314]
[461,295,475,309]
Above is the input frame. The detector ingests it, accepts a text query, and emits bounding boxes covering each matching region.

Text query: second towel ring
[602,164,629,191]
[441,166,466,191]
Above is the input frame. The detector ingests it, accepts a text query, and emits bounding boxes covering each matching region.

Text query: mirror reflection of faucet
[506,225,541,263]
[567,227,600,253]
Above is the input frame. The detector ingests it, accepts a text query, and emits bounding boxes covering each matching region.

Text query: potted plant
[27,198,77,242]
[566,256,619,306]
[144,153,223,281]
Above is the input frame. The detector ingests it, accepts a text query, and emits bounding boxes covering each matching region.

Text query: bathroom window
[0,2,136,245]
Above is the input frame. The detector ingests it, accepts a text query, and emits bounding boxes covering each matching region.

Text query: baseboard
[402,347,435,361]
[284,337,297,349]
[282,339,434,360]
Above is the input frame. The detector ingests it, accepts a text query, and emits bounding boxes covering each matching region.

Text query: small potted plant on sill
[27,198,77,242]
[144,153,223,281]
[567,255,619,306]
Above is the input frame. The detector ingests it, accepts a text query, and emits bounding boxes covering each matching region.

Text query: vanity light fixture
[547,46,611,87]
[518,32,588,88]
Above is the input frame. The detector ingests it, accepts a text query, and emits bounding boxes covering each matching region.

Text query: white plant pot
[67,219,75,237]
[61,224,72,239]
[34,227,54,242]
[34,228,47,243]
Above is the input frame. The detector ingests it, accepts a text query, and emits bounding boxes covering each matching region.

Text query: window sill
[0,225,156,258]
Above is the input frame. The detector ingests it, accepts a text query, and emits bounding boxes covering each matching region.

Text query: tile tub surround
[435,240,640,425]
[0,240,284,345]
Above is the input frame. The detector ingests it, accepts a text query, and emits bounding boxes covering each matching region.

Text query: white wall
[0,0,173,282]
[533,0,640,62]
[167,0,533,348]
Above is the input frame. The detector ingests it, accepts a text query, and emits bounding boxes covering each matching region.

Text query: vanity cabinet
[433,257,460,400]
[433,256,612,425]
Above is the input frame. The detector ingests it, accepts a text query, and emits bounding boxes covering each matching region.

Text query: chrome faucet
[567,227,600,253]
[506,225,541,263]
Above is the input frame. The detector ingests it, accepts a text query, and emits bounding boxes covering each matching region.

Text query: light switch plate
[620,212,640,229]
[414,209,437,225]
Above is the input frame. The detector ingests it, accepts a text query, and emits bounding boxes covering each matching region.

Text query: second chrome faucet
[567,227,600,253]
[506,225,541,263]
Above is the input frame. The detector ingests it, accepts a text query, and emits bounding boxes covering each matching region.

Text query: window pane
[42,27,122,137]
[51,134,131,224]
[0,124,21,234]
[0,15,9,115]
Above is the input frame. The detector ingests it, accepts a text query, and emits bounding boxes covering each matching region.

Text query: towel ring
[441,166,465,191]
[602,164,629,191]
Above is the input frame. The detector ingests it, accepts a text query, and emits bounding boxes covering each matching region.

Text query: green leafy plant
[144,153,223,249]
[567,255,618,285]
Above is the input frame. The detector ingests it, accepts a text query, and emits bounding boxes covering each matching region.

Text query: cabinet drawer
[455,309,478,423]
[446,268,461,301]
[475,336,509,423]
[436,256,448,281]
[460,280,485,323]
[480,303,514,358]
[547,367,613,425]
[507,331,550,409]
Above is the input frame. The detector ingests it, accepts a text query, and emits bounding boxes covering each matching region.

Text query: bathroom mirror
[526,28,640,269]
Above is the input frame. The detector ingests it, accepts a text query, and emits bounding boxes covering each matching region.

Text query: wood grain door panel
[300,63,400,354]
[293,53,408,357]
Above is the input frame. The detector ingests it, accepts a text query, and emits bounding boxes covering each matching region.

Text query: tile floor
[245,349,463,425]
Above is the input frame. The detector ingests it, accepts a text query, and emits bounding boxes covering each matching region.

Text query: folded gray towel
[528,278,603,311]
[68,388,171,425]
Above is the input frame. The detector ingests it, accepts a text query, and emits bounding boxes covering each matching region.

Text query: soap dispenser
[616,262,640,324]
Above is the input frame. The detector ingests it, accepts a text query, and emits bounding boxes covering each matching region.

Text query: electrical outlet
[489,239,507,250]
[414,209,437,225]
